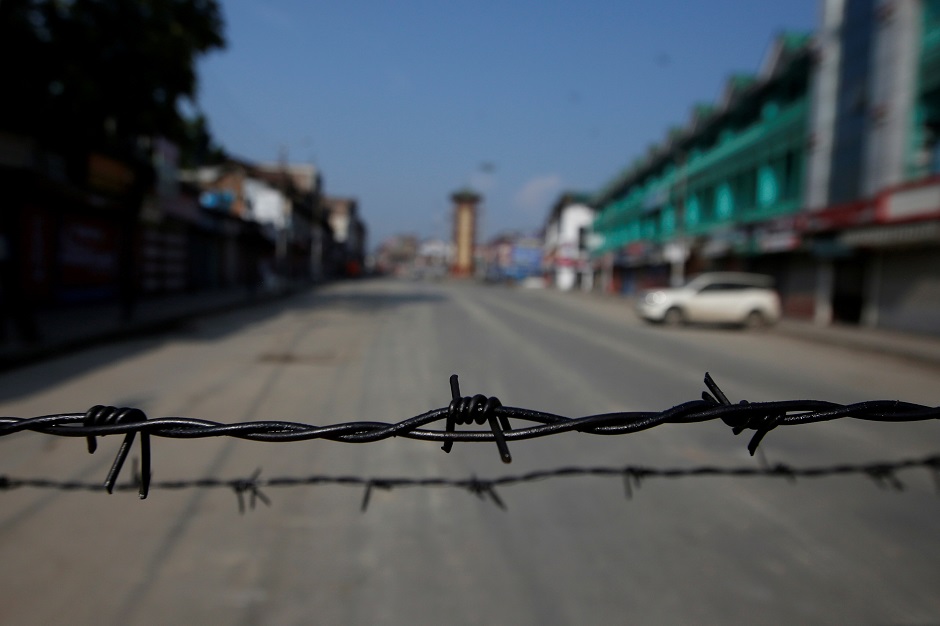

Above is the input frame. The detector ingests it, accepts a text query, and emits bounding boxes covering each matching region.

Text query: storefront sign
[662,241,688,263]
[200,190,235,211]
[58,216,119,302]
[756,230,800,253]
[883,179,940,222]
[88,153,135,196]
[802,200,874,231]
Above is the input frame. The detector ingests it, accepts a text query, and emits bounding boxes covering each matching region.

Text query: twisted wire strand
[1,454,938,513]
[1,373,938,499]
[2,374,936,446]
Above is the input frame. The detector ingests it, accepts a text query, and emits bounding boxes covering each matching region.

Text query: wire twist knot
[703,373,782,455]
[449,394,503,426]
[441,375,513,463]
[83,405,151,498]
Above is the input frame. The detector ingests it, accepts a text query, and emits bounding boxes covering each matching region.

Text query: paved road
[1,278,938,625]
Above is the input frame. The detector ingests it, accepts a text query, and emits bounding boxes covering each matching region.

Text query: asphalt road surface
[1,278,938,625]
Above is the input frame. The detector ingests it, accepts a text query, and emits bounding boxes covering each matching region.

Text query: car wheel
[744,310,766,330]
[663,307,684,327]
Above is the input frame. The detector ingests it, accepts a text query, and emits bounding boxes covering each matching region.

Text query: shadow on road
[0,279,446,403]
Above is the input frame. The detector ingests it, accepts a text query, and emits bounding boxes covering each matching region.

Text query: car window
[698,282,750,293]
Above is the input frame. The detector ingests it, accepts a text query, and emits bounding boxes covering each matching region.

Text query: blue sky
[196,1,818,249]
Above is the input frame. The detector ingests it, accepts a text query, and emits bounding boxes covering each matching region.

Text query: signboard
[200,190,235,211]
[884,180,940,222]
[755,230,800,253]
[662,241,688,263]
[57,216,119,302]
[802,201,874,231]
[88,153,135,196]
[505,245,542,279]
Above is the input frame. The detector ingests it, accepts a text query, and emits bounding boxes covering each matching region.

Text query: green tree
[1,0,226,151]
[178,112,227,167]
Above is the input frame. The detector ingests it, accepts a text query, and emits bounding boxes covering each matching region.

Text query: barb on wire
[623,470,644,500]
[1,455,937,512]
[1,373,938,500]
[442,374,510,462]
[231,469,271,514]
[83,405,151,499]
[361,480,393,512]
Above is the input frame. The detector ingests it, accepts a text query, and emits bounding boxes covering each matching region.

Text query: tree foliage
[1,0,226,152]
[178,112,227,167]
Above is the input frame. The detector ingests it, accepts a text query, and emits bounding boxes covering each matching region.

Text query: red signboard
[58,216,119,288]
[800,200,874,232]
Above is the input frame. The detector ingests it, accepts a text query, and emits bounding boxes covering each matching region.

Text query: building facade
[592,32,814,315]
[803,0,940,333]
[321,196,367,277]
[543,192,595,291]
[181,158,328,288]
[590,0,940,335]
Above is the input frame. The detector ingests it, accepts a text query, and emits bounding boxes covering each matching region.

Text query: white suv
[636,272,781,328]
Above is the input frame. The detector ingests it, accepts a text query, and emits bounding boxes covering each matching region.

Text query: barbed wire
[2,454,938,513]
[1,373,938,501]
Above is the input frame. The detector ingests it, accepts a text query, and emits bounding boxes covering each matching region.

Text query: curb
[772,321,940,369]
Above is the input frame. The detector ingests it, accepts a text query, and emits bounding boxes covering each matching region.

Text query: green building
[591,32,814,315]
[592,0,940,335]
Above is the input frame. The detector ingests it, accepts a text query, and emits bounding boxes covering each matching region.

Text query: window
[577,226,588,252]
[698,282,749,293]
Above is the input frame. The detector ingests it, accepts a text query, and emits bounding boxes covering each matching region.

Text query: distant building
[592,31,814,303]
[180,158,326,286]
[478,232,517,281]
[450,189,480,277]
[254,163,323,282]
[415,238,453,279]
[801,0,940,333]
[321,196,367,277]
[543,192,595,291]
[478,231,543,283]
[590,1,940,335]
[375,234,420,276]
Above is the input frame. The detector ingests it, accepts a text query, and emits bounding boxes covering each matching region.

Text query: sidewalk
[774,317,940,368]
[0,284,306,370]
